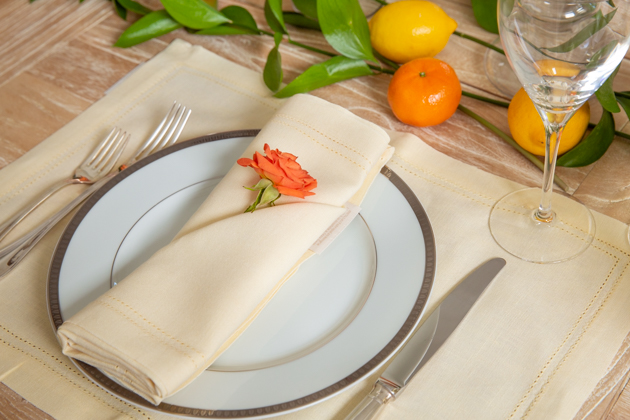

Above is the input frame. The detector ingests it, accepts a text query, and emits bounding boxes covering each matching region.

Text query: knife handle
[344,380,398,420]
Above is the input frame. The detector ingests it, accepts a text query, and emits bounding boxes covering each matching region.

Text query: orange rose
[237,144,317,199]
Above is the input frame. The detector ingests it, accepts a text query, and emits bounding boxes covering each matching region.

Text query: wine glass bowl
[490,0,630,263]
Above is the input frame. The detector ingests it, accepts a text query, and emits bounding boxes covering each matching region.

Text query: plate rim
[46,130,436,418]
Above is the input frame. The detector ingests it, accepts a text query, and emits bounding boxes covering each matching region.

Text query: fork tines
[76,128,129,180]
[132,102,192,163]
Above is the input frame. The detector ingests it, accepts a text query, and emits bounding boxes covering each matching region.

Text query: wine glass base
[489,188,595,264]
[484,38,522,98]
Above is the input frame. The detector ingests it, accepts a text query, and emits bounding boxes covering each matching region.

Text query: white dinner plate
[47,130,436,418]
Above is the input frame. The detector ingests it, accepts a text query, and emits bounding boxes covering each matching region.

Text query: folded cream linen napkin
[56,93,394,405]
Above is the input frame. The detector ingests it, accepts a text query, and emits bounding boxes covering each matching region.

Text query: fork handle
[0,175,113,279]
[0,178,81,244]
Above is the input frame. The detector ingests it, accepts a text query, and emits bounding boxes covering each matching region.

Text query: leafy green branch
[57,0,627,185]
[105,0,571,187]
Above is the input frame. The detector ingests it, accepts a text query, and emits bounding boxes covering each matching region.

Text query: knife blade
[344,257,507,420]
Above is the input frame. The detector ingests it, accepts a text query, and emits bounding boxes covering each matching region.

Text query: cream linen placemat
[0,39,629,420]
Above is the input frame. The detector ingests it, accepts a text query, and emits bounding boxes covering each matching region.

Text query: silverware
[0,102,191,279]
[0,128,129,244]
[119,101,191,170]
[344,257,507,420]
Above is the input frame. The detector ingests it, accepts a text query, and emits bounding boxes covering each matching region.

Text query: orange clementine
[387,57,461,127]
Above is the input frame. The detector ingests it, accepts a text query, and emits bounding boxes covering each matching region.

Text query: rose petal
[264,171,285,186]
[276,185,305,198]
[237,158,255,167]
[303,179,317,191]
[258,159,286,179]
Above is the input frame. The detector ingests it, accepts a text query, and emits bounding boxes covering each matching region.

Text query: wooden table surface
[1,0,630,418]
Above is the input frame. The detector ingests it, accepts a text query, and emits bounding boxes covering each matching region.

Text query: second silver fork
[119,101,191,171]
[0,102,192,279]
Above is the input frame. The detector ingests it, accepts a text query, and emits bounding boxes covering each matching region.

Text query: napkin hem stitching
[94,300,201,369]
[182,66,280,112]
[508,249,620,418]
[0,324,78,374]
[521,259,630,419]
[390,156,493,206]
[274,119,367,172]
[104,295,206,359]
[0,337,140,420]
[275,113,373,163]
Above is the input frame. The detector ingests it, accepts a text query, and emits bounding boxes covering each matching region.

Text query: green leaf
[220,5,258,30]
[283,12,321,30]
[595,65,621,113]
[471,0,498,34]
[114,10,182,48]
[544,9,616,53]
[245,189,264,213]
[114,0,127,20]
[197,24,259,35]
[160,0,229,30]
[263,36,283,92]
[259,185,280,207]
[617,95,630,120]
[317,0,376,62]
[245,179,273,191]
[273,31,283,46]
[275,56,372,98]
[293,0,318,20]
[586,40,617,69]
[557,110,615,167]
[264,0,287,34]
[117,0,151,15]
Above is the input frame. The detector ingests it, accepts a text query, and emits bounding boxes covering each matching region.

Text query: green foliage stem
[458,105,569,191]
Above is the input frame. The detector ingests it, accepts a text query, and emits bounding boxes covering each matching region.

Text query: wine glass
[485,1,602,97]
[490,0,630,263]
[485,38,522,97]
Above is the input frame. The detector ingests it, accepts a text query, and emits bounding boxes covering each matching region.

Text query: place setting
[46,95,437,417]
[1,0,630,419]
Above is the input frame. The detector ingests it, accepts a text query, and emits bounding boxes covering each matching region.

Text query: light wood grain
[0,384,54,420]
[0,0,629,419]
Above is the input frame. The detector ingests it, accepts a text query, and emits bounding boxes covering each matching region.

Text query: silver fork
[0,102,192,279]
[0,128,129,244]
[119,101,191,171]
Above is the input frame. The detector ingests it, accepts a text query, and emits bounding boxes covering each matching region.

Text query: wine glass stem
[536,122,564,222]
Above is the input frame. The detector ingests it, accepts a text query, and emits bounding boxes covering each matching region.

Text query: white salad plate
[47,130,436,418]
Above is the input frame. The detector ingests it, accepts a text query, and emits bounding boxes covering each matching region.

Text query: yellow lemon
[369,1,457,64]
[508,88,590,156]
[536,59,580,77]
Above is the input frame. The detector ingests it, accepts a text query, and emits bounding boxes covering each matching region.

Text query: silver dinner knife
[345,257,507,420]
